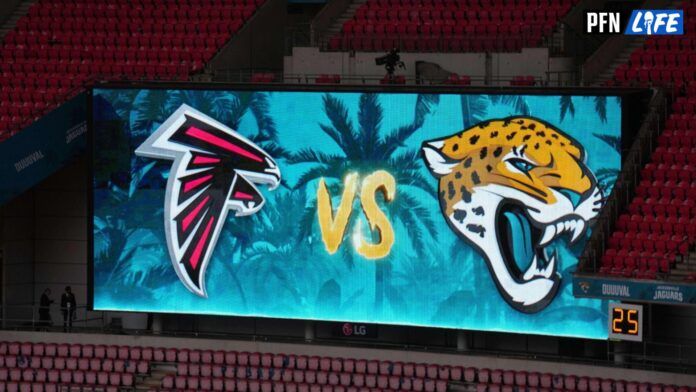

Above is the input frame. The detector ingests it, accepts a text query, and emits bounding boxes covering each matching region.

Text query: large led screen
[91,87,621,339]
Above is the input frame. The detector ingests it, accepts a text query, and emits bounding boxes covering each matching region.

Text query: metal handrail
[577,88,671,274]
[0,304,105,331]
[315,31,552,53]
[211,69,579,87]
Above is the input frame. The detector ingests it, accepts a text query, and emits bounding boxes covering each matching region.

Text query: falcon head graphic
[135,104,281,297]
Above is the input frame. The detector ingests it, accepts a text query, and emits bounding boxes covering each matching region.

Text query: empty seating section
[0,341,147,392]
[329,0,577,52]
[1,342,694,392]
[602,3,696,281]
[157,348,694,392]
[0,0,265,142]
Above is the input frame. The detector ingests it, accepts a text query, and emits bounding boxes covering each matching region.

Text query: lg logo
[342,323,368,336]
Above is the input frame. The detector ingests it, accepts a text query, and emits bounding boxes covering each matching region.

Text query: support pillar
[151,314,162,335]
[457,330,468,351]
[305,321,314,342]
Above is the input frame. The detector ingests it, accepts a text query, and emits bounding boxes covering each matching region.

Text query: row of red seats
[343,21,553,37]
[626,197,695,219]
[329,36,537,53]
[5,49,213,65]
[652,147,696,165]
[16,19,247,34]
[615,214,695,237]
[600,259,673,278]
[640,163,696,182]
[658,130,696,148]
[636,179,696,200]
[0,368,135,387]
[1,342,149,361]
[0,382,67,392]
[608,230,688,254]
[5,36,231,51]
[35,0,256,7]
[601,249,674,267]
[157,383,695,392]
[603,249,674,264]
[645,36,696,51]
[665,113,696,130]
[177,365,445,386]
[0,63,193,83]
[0,66,191,91]
[614,67,696,86]
[29,2,262,18]
[354,8,566,22]
[165,376,447,392]
[180,367,449,391]
[0,355,147,373]
[160,371,695,392]
[599,266,665,280]
[362,0,570,9]
[5,44,215,62]
[343,19,554,34]
[629,51,696,68]
[671,98,696,114]
[5,33,232,50]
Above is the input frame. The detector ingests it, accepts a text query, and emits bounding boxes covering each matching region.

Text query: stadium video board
[90,86,622,339]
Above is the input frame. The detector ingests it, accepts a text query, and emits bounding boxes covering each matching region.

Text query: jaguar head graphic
[422,117,604,313]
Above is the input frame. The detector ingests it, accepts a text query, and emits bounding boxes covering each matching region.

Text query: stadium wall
[1,188,35,322]
[0,0,22,27]
[1,157,89,325]
[283,48,574,84]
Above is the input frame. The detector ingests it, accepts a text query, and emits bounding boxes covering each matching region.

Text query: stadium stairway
[0,1,33,39]
[137,363,177,391]
[591,37,645,86]
[323,0,369,40]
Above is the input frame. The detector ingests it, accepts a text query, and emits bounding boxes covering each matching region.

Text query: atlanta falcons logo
[135,104,281,297]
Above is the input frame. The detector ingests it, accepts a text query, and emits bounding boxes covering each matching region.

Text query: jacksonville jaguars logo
[135,104,281,297]
[422,117,604,313]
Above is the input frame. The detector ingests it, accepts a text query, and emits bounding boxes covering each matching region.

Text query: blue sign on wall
[91,88,622,339]
[0,93,87,205]
[574,275,696,304]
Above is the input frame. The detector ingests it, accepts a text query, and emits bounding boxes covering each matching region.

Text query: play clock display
[608,303,643,341]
